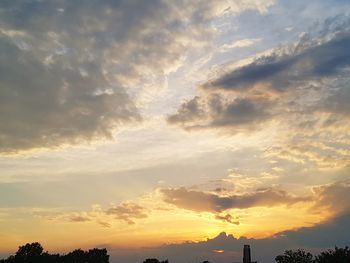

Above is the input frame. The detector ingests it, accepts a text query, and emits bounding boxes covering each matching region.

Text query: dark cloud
[0,0,152,153]
[167,96,205,125]
[203,54,296,91]
[169,18,350,133]
[0,32,140,152]
[203,31,350,92]
[105,202,148,225]
[215,214,240,225]
[273,213,350,249]
[167,94,272,130]
[161,187,310,213]
[210,96,271,127]
[0,0,233,153]
[313,181,350,214]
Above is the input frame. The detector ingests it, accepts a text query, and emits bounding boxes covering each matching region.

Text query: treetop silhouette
[0,242,109,263]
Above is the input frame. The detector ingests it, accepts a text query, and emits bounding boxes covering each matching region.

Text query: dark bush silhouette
[63,249,86,263]
[0,243,109,263]
[86,248,109,263]
[275,249,314,263]
[14,242,43,263]
[275,247,350,263]
[314,246,350,263]
[143,258,168,263]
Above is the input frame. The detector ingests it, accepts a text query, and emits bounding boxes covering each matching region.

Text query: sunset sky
[0,1,350,263]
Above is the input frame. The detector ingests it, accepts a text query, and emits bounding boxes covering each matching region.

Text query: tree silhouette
[2,243,350,263]
[63,249,87,263]
[315,246,350,263]
[0,243,110,263]
[14,242,43,263]
[275,249,314,263]
[143,258,168,263]
[86,248,109,263]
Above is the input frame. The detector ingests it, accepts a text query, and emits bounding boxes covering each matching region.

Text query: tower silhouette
[243,245,251,263]
[242,245,257,263]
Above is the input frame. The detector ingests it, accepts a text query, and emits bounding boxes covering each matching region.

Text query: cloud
[23,182,350,263]
[167,94,272,130]
[265,142,350,170]
[167,212,350,263]
[69,215,91,222]
[110,201,350,263]
[209,96,272,127]
[168,17,350,134]
[313,181,350,215]
[161,187,310,213]
[220,38,262,51]
[109,211,350,263]
[97,221,111,228]
[321,84,350,116]
[0,0,275,153]
[0,1,148,153]
[215,214,240,225]
[167,96,205,125]
[105,202,148,225]
[273,213,350,249]
[203,30,350,92]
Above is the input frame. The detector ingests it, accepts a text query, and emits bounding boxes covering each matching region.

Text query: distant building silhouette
[243,245,257,263]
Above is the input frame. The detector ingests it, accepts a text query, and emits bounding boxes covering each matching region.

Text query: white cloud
[220,38,262,51]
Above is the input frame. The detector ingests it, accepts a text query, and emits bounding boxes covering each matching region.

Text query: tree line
[0,242,109,263]
[275,247,350,263]
[0,242,349,263]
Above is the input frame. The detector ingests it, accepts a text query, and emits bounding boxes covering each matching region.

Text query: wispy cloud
[69,215,91,222]
[105,202,148,225]
[220,38,262,51]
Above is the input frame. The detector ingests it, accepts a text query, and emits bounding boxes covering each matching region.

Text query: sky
[0,0,350,262]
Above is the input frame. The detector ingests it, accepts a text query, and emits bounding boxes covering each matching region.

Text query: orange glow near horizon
[0,198,335,255]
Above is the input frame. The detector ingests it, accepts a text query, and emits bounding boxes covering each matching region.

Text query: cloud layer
[161,187,309,213]
[203,32,350,92]
[0,0,276,153]
[168,18,350,134]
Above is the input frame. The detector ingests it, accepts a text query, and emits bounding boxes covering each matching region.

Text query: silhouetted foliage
[15,242,43,263]
[314,246,350,263]
[63,249,86,263]
[275,247,350,263]
[0,243,109,263]
[2,243,350,263]
[143,258,168,263]
[275,249,314,263]
[86,248,109,263]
